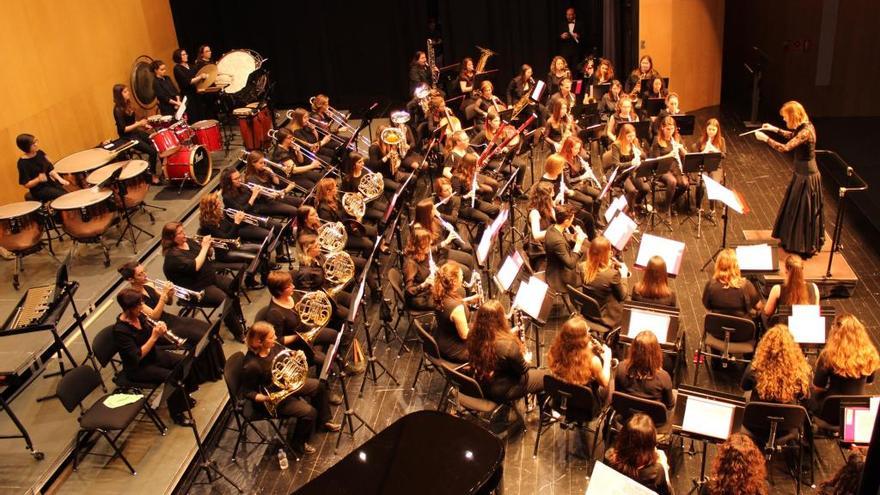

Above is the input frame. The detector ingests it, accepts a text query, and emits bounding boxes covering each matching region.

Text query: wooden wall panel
[0,0,178,205]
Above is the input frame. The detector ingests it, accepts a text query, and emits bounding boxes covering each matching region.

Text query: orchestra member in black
[245,150,303,209]
[605,95,639,143]
[193,45,218,119]
[16,133,69,201]
[527,182,556,272]
[151,60,183,117]
[194,45,213,70]
[433,177,461,224]
[539,154,596,238]
[649,115,688,216]
[197,193,269,288]
[441,130,472,178]
[293,234,353,322]
[473,81,507,120]
[548,76,576,112]
[558,136,601,218]
[310,94,337,131]
[691,117,726,215]
[413,197,474,257]
[598,80,622,119]
[543,203,588,293]
[402,228,436,311]
[367,126,410,190]
[220,167,295,242]
[507,64,534,104]
[314,178,376,254]
[271,127,323,190]
[341,152,387,223]
[579,236,629,328]
[294,206,371,287]
[594,58,615,86]
[627,55,661,97]
[544,98,577,152]
[558,7,585,68]
[432,261,474,364]
[408,51,434,95]
[288,108,337,163]
[160,222,247,341]
[112,288,193,425]
[612,123,650,210]
[172,48,207,122]
[117,262,225,384]
[240,321,340,457]
[469,110,528,192]
[547,56,571,99]
[449,153,501,229]
[578,56,596,87]
[112,84,160,183]
[653,92,683,135]
[456,57,476,98]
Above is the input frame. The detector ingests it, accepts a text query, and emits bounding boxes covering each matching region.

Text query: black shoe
[270,263,283,271]
[246,282,266,290]
[276,255,292,263]
[172,415,193,426]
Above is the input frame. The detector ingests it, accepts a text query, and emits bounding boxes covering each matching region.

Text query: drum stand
[112,180,155,253]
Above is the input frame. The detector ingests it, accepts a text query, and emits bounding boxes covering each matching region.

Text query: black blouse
[434,294,468,356]
[265,299,305,341]
[17,151,56,194]
[173,63,197,97]
[240,344,284,401]
[153,76,180,116]
[112,314,157,372]
[163,239,217,291]
[113,107,137,138]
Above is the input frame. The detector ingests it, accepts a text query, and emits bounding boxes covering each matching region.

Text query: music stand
[327,323,377,453]
[621,303,680,350]
[511,274,553,366]
[781,304,835,356]
[733,242,779,275]
[591,83,611,103]
[603,210,638,252]
[839,397,880,448]
[672,385,746,494]
[634,233,686,278]
[679,151,723,238]
[476,206,509,269]
[643,98,665,117]
[700,175,747,271]
[635,155,674,231]
[672,114,696,136]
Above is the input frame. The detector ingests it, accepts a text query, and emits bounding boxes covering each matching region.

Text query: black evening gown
[770,122,824,256]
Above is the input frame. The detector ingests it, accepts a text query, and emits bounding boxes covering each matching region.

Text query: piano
[295,410,505,495]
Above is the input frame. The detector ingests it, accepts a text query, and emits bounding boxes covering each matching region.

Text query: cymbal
[195,64,218,90]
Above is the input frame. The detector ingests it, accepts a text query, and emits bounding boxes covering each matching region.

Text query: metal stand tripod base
[334,371,377,454]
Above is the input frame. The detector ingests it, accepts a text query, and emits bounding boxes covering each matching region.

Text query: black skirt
[772,162,824,256]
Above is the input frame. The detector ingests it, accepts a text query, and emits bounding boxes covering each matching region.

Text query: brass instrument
[143,314,186,347]
[317,221,348,252]
[323,250,355,286]
[262,349,309,417]
[223,208,268,227]
[146,277,204,302]
[243,181,282,199]
[510,93,532,121]
[191,234,240,250]
[414,84,432,115]
[358,171,384,201]
[295,290,333,329]
[341,191,366,220]
[474,46,497,74]
[381,127,405,175]
[241,149,293,176]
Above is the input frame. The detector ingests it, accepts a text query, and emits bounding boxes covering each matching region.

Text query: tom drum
[164,145,213,186]
[149,127,181,158]
[191,119,222,152]
[0,201,44,252]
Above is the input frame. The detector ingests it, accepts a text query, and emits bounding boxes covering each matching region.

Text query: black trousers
[271,377,332,451]
[30,183,67,202]
[125,349,189,418]
[124,131,160,176]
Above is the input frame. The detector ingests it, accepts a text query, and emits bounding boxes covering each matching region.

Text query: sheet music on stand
[786,305,825,345]
[477,206,509,266]
[682,396,736,441]
[174,96,188,121]
[586,461,658,495]
[635,233,685,276]
[842,397,880,445]
[495,250,526,292]
[604,195,628,224]
[735,243,774,271]
[624,308,672,343]
[703,174,746,214]
[512,276,549,321]
[603,211,638,252]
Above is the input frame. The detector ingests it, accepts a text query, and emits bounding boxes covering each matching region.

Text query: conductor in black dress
[558,8,585,69]
[755,101,824,257]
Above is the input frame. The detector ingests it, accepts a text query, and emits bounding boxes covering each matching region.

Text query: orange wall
[639,0,725,112]
[0,0,178,205]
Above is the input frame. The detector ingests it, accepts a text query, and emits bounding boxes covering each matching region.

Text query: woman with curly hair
[702,248,763,318]
[817,450,865,495]
[706,433,767,495]
[468,300,545,402]
[812,314,880,409]
[604,413,672,494]
[615,330,675,410]
[741,324,812,404]
[547,315,613,403]
[763,254,820,317]
[433,261,479,363]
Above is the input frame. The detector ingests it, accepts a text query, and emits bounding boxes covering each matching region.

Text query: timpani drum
[0,201,44,252]
[164,145,213,186]
[149,127,181,158]
[191,120,222,152]
[51,188,115,241]
[54,148,118,191]
[86,160,150,209]
[233,104,272,151]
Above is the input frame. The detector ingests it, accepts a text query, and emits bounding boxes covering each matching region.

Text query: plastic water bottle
[278,448,289,470]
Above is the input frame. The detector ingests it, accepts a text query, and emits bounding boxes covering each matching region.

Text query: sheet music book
[477,206,509,266]
[174,96,188,121]
[681,396,736,440]
[513,276,548,320]
[843,397,880,444]
[586,461,658,495]
[626,308,671,343]
[703,174,745,214]
[635,234,685,276]
[791,304,820,318]
[496,251,525,292]
[603,212,638,252]
[531,80,546,101]
[604,195,628,223]
[736,244,773,271]
[787,314,826,344]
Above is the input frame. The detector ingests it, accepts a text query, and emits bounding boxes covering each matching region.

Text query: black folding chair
[534,375,608,463]
[742,401,814,494]
[567,284,616,338]
[412,321,467,409]
[387,267,435,356]
[693,312,756,385]
[441,363,526,439]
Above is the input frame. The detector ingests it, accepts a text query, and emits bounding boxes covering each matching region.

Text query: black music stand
[635,155,674,231]
[643,98,665,117]
[700,178,746,271]
[679,151,723,238]
[494,170,525,255]
[672,114,696,136]
[329,323,376,453]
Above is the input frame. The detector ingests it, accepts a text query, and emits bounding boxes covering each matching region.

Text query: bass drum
[216,49,262,95]
[165,145,213,186]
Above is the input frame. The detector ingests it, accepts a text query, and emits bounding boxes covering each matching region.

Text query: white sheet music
[513,276,548,320]
[496,251,525,292]
[703,174,744,214]
[787,315,826,344]
[627,309,671,343]
[682,396,735,440]
[791,304,820,318]
[635,234,685,276]
[736,244,773,271]
[604,195,629,223]
[586,461,658,495]
[174,96,188,121]
[603,212,638,251]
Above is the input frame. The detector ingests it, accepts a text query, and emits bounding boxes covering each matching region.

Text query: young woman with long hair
[702,248,763,318]
[763,254,820,317]
[270,127,322,189]
[547,56,571,97]
[611,122,650,209]
[544,98,576,152]
[598,79,622,117]
[432,261,480,363]
[579,236,628,327]
[706,433,768,495]
[196,192,266,288]
[547,315,612,403]
[615,330,675,409]
[742,324,812,404]
[537,153,596,238]
[112,84,160,182]
[313,177,375,254]
[411,198,475,277]
[402,228,435,311]
[604,413,672,494]
[526,181,556,272]
[558,136,601,217]
[245,150,303,209]
[632,255,677,307]
[693,117,727,214]
[605,95,639,143]
[467,300,546,402]
[650,115,689,215]
[812,314,880,407]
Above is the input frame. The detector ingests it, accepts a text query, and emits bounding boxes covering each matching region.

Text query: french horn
[317,221,348,252]
[358,171,384,201]
[263,349,309,417]
[342,191,366,220]
[323,250,355,286]
[295,290,333,329]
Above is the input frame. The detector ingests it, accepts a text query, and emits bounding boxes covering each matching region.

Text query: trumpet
[146,277,204,302]
[223,208,268,227]
[143,314,186,347]
[243,181,282,200]
[192,234,240,249]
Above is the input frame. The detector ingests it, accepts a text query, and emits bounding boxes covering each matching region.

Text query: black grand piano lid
[295,410,505,495]
[130,55,157,109]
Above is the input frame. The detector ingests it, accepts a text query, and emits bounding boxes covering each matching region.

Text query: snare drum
[0,201,44,252]
[149,128,181,158]
[86,160,150,209]
[233,104,272,151]
[165,145,213,186]
[147,114,174,130]
[172,121,194,144]
[51,189,115,241]
[191,120,222,152]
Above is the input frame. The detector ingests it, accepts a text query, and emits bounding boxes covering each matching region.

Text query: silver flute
[146,277,204,302]
[143,314,186,346]
[223,207,268,227]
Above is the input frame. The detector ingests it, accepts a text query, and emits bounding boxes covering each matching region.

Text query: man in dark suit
[558,7,585,70]
[544,204,588,293]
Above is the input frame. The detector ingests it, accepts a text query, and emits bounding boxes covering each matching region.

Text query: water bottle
[278,448,289,470]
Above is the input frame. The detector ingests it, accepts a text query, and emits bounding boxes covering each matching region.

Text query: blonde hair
[544,153,566,177]
[819,314,880,379]
[713,248,744,289]
[780,100,809,129]
[752,324,812,403]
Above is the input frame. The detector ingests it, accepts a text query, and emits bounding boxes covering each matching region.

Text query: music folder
[495,250,526,293]
[586,461,658,495]
[603,211,637,252]
[620,303,679,348]
[477,206,509,266]
[513,276,550,322]
[643,97,665,117]
[604,195,628,224]
[841,397,880,445]
[672,385,746,443]
[703,174,746,214]
[634,233,685,277]
[671,114,695,135]
[734,243,777,273]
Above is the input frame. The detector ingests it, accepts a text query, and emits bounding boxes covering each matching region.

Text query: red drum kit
[234,103,272,151]
[165,145,213,186]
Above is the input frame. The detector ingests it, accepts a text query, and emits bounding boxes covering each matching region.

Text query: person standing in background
[558,7,584,69]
